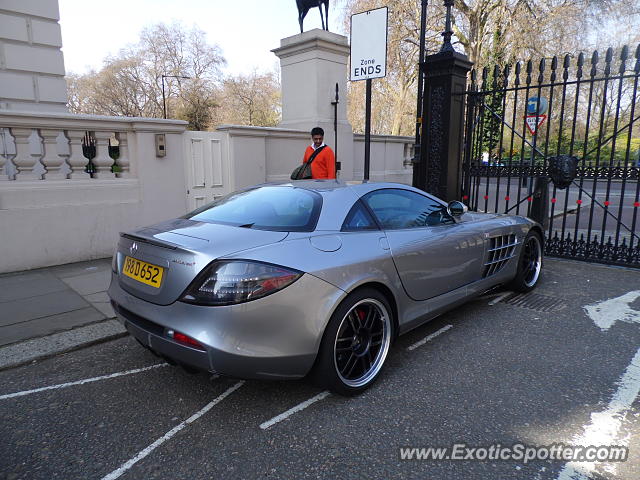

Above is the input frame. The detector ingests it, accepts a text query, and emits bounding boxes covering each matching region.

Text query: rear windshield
[185,186,322,232]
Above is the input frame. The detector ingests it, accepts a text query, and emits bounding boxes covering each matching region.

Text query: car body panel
[384,222,486,300]
[109,271,344,379]
[115,221,288,306]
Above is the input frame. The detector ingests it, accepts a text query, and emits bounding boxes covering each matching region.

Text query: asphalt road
[1,259,640,480]
[470,178,640,244]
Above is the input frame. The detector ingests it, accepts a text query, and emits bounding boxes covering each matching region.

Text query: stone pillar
[272,29,355,180]
[92,131,115,179]
[115,132,130,178]
[11,128,41,181]
[414,50,472,201]
[66,130,90,179]
[40,129,66,179]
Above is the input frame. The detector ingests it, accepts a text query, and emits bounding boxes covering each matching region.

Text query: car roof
[256,179,427,196]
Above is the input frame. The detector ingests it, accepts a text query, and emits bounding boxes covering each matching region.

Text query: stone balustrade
[0,111,187,181]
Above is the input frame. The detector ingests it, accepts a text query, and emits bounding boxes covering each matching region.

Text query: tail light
[180,260,302,306]
[167,330,206,351]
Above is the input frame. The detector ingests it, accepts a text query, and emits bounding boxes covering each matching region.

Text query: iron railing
[461,45,640,268]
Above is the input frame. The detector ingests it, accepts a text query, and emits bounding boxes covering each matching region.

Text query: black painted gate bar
[460,45,640,268]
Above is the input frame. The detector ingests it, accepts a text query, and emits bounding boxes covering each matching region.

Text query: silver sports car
[107,180,543,395]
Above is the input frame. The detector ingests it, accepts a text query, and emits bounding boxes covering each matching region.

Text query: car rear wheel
[508,230,543,292]
[312,288,393,396]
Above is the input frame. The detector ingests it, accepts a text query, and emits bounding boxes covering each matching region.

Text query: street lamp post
[161,74,191,119]
[412,0,429,170]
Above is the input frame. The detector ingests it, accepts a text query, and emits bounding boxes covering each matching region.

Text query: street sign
[350,6,388,181]
[350,7,388,81]
[526,96,548,115]
[525,114,547,135]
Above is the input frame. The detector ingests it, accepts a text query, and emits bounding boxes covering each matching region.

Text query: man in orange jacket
[302,127,336,179]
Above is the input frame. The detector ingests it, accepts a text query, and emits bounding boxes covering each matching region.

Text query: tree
[66,22,225,129]
[345,0,442,136]
[176,79,219,131]
[344,0,633,135]
[216,71,281,127]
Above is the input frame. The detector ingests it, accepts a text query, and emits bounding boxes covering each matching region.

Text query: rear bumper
[108,272,345,380]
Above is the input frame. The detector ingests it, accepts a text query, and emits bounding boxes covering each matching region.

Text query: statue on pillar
[296,0,329,33]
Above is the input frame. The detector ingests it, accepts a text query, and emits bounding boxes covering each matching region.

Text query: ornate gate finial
[440,0,455,53]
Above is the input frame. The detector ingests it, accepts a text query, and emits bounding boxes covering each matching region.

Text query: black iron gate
[460,45,640,268]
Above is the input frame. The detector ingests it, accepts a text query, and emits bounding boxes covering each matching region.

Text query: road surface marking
[260,391,331,430]
[488,291,513,306]
[407,325,453,351]
[0,363,169,400]
[555,346,640,480]
[101,381,244,480]
[584,290,640,331]
[556,292,640,479]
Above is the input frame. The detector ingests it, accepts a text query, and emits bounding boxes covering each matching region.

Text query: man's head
[310,127,324,148]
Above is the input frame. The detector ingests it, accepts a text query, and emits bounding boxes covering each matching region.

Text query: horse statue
[296,0,329,33]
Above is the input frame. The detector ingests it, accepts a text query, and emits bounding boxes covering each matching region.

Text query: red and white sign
[525,115,547,135]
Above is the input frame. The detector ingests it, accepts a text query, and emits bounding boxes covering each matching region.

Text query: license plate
[122,256,164,288]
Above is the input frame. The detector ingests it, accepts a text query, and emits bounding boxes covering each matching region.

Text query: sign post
[350,7,388,181]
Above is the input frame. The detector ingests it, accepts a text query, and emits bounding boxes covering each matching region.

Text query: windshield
[185,186,322,232]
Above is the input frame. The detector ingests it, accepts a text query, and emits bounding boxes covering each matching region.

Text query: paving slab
[85,292,110,303]
[0,273,69,303]
[0,290,89,327]
[47,258,112,279]
[90,301,116,318]
[60,269,112,296]
[0,272,68,303]
[0,307,105,347]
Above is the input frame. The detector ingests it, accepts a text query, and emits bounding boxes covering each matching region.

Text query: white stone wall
[211,125,413,191]
[0,112,188,273]
[0,0,68,112]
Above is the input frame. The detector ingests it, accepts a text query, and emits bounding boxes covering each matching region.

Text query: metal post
[331,83,340,173]
[441,0,455,53]
[162,75,167,119]
[161,74,191,119]
[364,78,372,181]
[413,0,429,168]
[416,0,472,199]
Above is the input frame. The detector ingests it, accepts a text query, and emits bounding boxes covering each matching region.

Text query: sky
[58,0,348,76]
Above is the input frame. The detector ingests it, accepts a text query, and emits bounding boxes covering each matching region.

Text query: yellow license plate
[122,256,164,288]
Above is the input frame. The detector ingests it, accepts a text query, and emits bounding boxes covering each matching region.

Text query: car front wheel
[312,288,393,396]
[509,230,543,292]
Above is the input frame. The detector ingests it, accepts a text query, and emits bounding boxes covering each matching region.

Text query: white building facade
[0,0,68,112]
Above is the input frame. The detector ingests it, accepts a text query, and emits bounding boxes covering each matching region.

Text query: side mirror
[447,200,468,217]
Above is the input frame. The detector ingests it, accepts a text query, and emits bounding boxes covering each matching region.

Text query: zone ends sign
[350,7,388,81]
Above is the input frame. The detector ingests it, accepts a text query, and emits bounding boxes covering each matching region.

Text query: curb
[0,319,127,371]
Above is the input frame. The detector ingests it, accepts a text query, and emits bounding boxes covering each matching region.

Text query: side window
[341,201,379,231]
[362,189,453,230]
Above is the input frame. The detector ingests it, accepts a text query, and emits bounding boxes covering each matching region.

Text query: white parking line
[555,292,640,479]
[406,325,453,351]
[0,363,169,401]
[101,381,244,480]
[488,291,513,306]
[260,391,331,430]
[555,346,640,480]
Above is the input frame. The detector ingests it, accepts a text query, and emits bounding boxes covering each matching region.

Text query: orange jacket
[303,145,336,179]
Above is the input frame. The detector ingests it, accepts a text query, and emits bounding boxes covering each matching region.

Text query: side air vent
[483,234,518,278]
